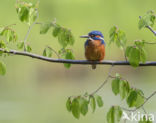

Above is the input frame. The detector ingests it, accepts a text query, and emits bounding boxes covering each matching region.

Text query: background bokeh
[0,0,156,123]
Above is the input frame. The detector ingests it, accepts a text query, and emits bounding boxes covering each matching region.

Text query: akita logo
[122,111,155,122]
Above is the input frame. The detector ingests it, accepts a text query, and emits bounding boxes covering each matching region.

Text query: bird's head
[80,30,104,41]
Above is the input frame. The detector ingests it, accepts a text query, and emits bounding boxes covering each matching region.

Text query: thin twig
[145,26,156,36]
[90,65,114,95]
[23,10,39,51]
[142,106,147,114]
[144,41,156,44]
[46,46,60,59]
[5,23,16,27]
[1,48,156,66]
[139,16,156,36]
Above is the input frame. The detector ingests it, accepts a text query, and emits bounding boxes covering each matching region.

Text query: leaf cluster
[138,11,156,29]
[125,40,147,67]
[107,73,145,123]
[0,27,18,42]
[66,94,103,119]
[111,73,145,108]
[109,26,127,49]
[16,1,39,25]
[59,49,75,68]
[40,23,75,48]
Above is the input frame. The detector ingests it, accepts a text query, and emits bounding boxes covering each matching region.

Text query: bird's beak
[80,35,89,38]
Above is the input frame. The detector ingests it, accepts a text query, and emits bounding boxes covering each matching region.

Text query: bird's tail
[92,64,96,69]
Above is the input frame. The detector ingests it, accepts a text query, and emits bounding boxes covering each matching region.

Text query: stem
[139,16,156,36]
[90,65,114,95]
[23,10,39,51]
[46,46,60,59]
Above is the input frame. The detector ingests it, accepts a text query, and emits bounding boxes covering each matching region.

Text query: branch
[90,65,113,95]
[139,16,156,36]
[145,25,156,36]
[1,48,156,66]
[144,41,156,44]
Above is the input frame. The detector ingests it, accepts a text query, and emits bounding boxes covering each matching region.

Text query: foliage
[107,106,122,123]
[0,0,76,73]
[111,73,144,108]
[66,94,103,119]
[43,47,53,57]
[125,40,147,67]
[16,1,39,25]
[112,74,130,100]
[0,61,6,75]
[109,26,127,49]
[138,10,156,29]
[0,27,18,42]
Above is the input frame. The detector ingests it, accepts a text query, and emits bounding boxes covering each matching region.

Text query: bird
[80,31,105,69]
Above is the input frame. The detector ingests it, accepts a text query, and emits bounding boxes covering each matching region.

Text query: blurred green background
[0,0,156,123]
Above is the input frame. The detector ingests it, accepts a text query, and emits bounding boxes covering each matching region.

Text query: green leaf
[71,98,80,119]
[58,29,68,48]
[117,30,127,48]
[0,40,6,48]
[125,46,132,57]
[126,90,138,107]
[107,106,115,123]
[66,97,72,112]
[17,42,24,49]
[16,1,39,25]
[109,26,118,44]
[64,50,75,69]
[109,26,127,49]
[0,61,6,75]
[95,95,103,107]
[112,78,120,95]
[53,25,75,48]
[140,48,147,63]
[1,28,18,42]
[134,40,145,48]
[79,98,88,116]
[126,40,147,67]
[26,44,32,52]
[52,24,61,37]
[17,6,29,22]
[43,47,52,57]
[28,7,38,25]
[107,106,123,123]
[128,47,140,67]
[119,80,130,100]
[139,115,153,123]
[40,22,52,34]
[135,90,145,107]
[138,10,156,29]
[65,30,75,46]
[114,106,123,122]
[89,96,96,112]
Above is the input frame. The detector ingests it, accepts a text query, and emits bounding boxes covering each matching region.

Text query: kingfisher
[80,31,105,69]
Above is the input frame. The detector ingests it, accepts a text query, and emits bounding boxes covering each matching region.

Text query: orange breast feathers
[85,40,105,61]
